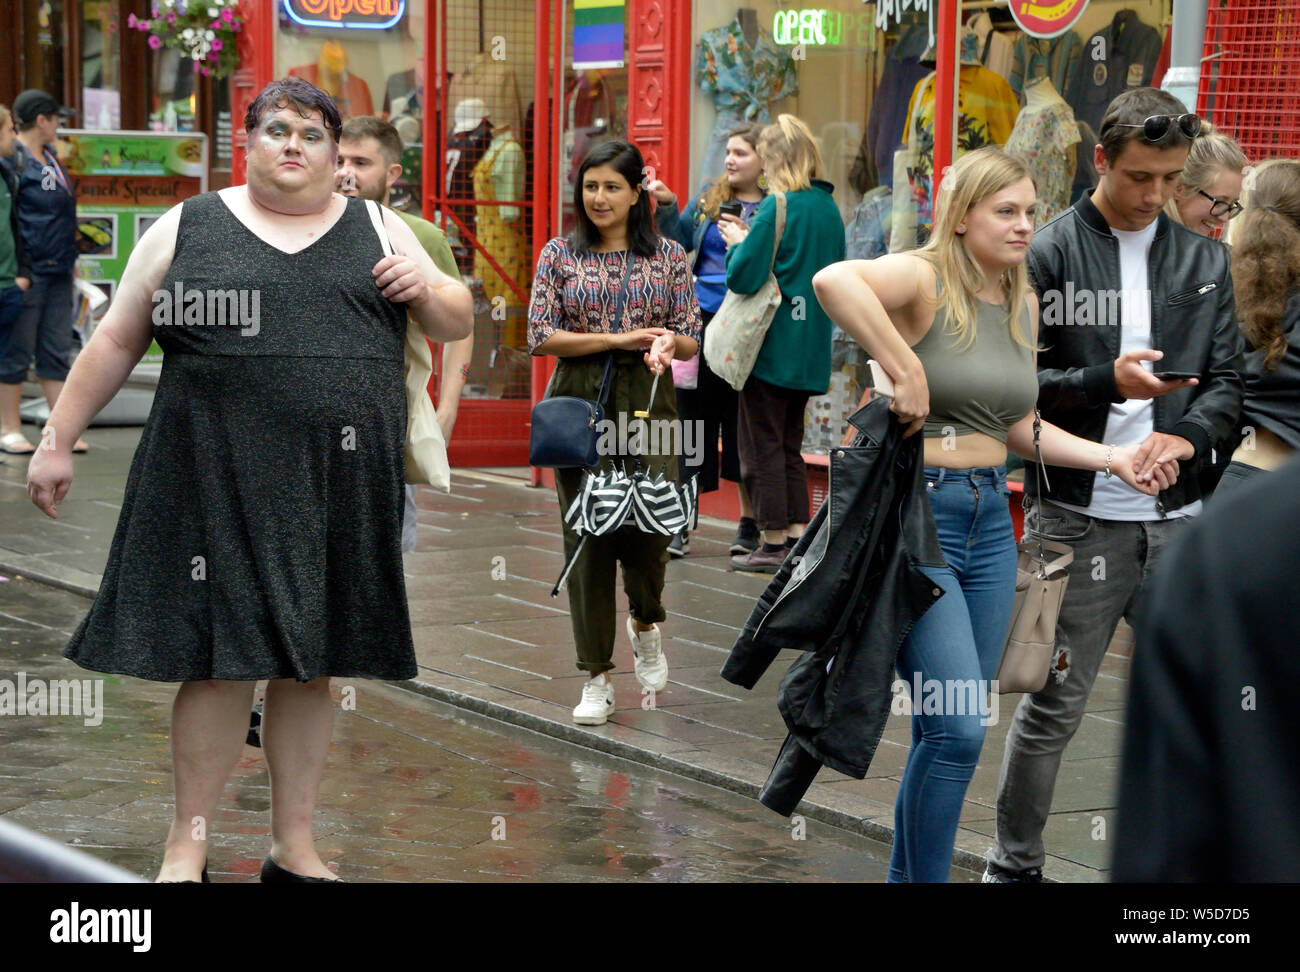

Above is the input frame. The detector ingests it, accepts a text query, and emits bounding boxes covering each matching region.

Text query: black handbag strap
[594,253,638,406]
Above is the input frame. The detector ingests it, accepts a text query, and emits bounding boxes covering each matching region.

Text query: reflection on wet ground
[1,576,979,881]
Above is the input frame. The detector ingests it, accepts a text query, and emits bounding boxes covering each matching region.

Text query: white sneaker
[628,618,668,692]
[572,675,615,725]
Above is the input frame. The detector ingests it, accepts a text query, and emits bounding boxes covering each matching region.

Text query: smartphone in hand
[718,201,743,219]
[1154,371,1200,380]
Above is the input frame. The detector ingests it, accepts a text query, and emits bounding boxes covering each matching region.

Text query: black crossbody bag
[529,254,637,468]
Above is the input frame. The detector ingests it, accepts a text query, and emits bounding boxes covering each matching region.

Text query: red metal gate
[1198,0,1300,158]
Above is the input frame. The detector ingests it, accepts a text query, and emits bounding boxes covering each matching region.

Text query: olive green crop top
[911,297,1038,443]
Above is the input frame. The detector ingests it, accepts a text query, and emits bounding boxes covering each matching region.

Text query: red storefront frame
[227,1,960,481]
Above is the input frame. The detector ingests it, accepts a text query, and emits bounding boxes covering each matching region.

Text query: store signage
[1008,0,1090,39]
[573,0,626,71]
[772,9,843,47]
[874,0,930,34]
[283,0,406,31]
[57,131,208,362]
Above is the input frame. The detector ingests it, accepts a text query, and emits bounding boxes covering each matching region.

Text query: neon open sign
[772,8,844,46]
[283,0,406,30]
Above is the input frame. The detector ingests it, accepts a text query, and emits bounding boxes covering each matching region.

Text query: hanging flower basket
[127,0,243,79]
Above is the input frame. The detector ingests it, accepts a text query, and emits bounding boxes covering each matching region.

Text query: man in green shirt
[337,116,474,553]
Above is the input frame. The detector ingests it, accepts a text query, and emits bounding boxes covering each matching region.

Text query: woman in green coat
[719,114,846,572]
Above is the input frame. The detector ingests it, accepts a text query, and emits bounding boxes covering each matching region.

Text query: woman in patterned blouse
[528,140,702,726]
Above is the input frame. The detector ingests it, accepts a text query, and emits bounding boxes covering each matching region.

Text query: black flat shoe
[260,855,342,884]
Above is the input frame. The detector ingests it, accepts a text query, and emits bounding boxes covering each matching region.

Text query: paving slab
[0,427,1144,881]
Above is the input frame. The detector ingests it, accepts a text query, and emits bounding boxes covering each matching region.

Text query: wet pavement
[0,574,945,882]
[0,427,1135,881]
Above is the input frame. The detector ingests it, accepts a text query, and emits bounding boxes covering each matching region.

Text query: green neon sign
[772,8,843,46]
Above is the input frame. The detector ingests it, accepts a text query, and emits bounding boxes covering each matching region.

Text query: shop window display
[689,1,1170,455]
[273,1,538,406]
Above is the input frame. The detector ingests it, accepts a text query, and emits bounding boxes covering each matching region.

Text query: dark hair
[340,116,404,168]
[570,140,659,257]
[244,78,343,144]
[1098,88,1196,164]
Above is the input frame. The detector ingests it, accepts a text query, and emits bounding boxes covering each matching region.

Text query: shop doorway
[427,0,547,466]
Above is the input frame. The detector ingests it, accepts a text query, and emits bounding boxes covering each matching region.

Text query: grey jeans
[988,496,1191,873]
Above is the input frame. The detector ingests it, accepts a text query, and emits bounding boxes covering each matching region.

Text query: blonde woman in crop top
[812,147,1181,883]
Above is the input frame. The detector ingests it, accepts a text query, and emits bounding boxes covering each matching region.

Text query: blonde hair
[1165,125,1248,226]
[698,123,764,222]
[915,146,1036,351]
[757,114,822,193]
[1230,159,1300,370]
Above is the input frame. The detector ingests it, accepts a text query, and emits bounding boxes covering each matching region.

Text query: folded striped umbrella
[552,466,698,596]
[551,372,698,596]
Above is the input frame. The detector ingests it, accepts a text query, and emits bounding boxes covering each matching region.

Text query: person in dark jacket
[0,90,86,456]
[1113,455,1300,881]
[729,147,1168,883]
[648,122,766,558]
[721,114,846,573]
[986,88,1247,884]
[1215,159,1300,498]
[0,105,31,391]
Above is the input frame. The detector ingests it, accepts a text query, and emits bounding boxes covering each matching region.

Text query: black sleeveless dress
[64,192,416,682]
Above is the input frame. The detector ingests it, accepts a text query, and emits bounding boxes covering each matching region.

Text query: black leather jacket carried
[1025,194,1246,513]
[720,397,945,815]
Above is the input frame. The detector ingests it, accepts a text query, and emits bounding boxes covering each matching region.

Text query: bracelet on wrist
[1103,444,1115,479]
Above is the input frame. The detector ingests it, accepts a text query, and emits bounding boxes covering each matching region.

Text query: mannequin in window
[447,98,494,272]
[288,41,373,120]
[737,6,758,48]
[473,123,530,346]
[1004,72,1079,226]
[384,56,424,118]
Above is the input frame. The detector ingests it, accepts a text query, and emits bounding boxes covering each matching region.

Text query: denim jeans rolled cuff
[888,464,1017,882]
[0,273,75,384]
[0,285,24,351]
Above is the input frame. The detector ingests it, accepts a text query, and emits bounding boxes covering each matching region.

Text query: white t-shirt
[1056,220,1202,521]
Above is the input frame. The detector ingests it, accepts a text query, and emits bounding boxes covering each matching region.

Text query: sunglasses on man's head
[1196,188,1243,219]
[1110,113,1203,143]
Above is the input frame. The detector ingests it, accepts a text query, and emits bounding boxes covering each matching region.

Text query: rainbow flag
[573,0,625,69]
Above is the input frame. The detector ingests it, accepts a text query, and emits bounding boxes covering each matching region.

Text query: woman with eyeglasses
[1164,124,1247,239]
[1215,159,1300,498]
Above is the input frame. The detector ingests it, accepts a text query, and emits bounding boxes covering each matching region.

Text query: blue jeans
[888,465,1018,882]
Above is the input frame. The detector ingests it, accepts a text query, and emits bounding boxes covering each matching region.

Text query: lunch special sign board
[57,130,209,361]
[1008,0,1091,39]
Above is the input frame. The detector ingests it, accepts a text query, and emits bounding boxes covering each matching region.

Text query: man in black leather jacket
[985,88,1246,883]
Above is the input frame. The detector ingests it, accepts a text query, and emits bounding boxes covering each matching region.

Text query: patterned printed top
[696,16,798,118]
[1004,100,1081,227]
[527,236,702,352]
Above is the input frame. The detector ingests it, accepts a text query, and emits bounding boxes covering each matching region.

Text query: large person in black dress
[25,79,473,883]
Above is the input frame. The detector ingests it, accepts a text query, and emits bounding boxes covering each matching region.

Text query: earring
[758,172,768,191]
